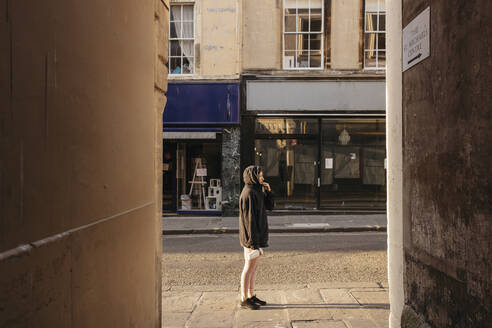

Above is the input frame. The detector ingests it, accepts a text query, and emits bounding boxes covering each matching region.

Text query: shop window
[169,4,195,75]
[283,0,324,69]
[364,0,386,69]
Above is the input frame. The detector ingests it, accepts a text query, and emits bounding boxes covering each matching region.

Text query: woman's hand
[262,182,271,192]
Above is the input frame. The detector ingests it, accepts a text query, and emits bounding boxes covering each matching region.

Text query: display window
[252,117,386,209]
[163,141,222,213]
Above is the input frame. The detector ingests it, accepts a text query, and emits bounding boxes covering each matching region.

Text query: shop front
[163,82,240,214]
[241,79,386,211]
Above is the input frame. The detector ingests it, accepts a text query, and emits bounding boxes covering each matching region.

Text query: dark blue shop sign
[164,82,240,125]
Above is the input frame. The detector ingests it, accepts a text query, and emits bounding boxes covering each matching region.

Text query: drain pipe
[387,0,404,327]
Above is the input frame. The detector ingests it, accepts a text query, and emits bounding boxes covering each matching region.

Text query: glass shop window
[169,4,195,75]
[255,118,319,135]
[176,143,222,211]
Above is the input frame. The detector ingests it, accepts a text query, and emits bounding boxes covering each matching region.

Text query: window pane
[182,57,194,74]
[284,51,297,68]
[174,21,182,39]
[298,8,309,15]
[182,5,193,21]
[309,52,322,68]
[301,34,309,52]
[182,22,193,38]
[284,0,297,9]
[284,34,297,51]
[378,33,386,50]
[309,34,321,50]
[365,33,377,51]
[310,8,322,16]
[364,51,376,68]
[365,0,378,12]
[285,8,296,15]
[300,15,310,32]
[309,0,323,9]
[378,0,386,12]
[365,13,377,31]
[170,21,179,39]
[285,15,296,32]
[379,14,386,31]
[255,118,319,135]
[377,51,386,67]
[170,40,181,56]
[297,53,309,67]
[170,57,181,74]
[170,6,181,21]
[310,17,322,32]
[181,40,194,57]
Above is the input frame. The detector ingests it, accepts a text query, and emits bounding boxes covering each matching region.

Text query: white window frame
[169,4,195,76]
[282,0,324,70]
[363,0,386,70]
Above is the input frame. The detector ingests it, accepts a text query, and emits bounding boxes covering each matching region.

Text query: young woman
[238,165,274,310]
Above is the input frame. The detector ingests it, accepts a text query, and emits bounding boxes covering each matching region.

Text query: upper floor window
[283,0,324,70]
[364,0,386,69]
[170,4,194,75]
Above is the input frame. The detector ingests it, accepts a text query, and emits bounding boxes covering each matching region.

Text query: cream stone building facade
[164,0,386,214]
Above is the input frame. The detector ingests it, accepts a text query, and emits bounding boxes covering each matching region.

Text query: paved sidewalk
[162,214,387,235]
[162,282,389,328]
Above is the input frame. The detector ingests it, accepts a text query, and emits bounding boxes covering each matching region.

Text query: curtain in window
[180,6,194,72]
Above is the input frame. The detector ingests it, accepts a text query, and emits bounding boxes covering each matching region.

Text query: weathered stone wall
[221,127,241,215]
[401,0,492,326]
[0,0,168,326]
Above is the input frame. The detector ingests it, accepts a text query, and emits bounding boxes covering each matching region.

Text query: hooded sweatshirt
[239,165,274,249]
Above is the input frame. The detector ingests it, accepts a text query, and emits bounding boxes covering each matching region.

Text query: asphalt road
[162,232,388,288]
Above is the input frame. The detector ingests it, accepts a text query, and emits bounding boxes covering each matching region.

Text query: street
[162,232,387,288]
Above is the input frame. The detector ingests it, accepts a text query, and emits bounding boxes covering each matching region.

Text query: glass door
[320,118,386,208]
[254,118,319,210]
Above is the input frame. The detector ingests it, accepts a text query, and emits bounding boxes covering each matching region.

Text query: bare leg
[241,251,259,301]
[248,257,260,298]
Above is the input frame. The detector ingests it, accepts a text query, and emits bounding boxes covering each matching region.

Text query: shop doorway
[253,117,386,210]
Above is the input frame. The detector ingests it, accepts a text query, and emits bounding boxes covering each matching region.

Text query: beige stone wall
[0,0,168,326]
[242,0,282,71]
[170,0,241,79]
[330,0,362,70]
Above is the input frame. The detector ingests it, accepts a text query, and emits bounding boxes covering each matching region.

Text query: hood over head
[243,165,262,185]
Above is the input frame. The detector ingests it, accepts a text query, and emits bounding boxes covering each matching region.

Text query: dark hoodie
[239,166,274,249]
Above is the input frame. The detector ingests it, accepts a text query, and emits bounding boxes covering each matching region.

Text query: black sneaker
[251,295,267,306]
[240,298,260,310]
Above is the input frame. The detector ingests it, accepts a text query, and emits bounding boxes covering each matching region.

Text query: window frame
[169,4,195,76]
[363,0,386,70]
[282,0,325,71]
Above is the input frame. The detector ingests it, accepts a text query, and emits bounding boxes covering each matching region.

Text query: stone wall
[0,1,168,326]
[401,0,492,326]
[221,127,241,215]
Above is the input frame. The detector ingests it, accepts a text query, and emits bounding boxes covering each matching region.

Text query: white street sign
[403,7,430,72]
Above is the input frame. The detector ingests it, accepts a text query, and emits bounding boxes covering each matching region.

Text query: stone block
[365,309,390,328]
[236,307,289,323]
[287,308,334,321]
[237,322,291,328]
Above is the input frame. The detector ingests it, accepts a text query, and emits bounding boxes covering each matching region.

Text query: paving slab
[162,291,202,313]
[365,309,390,327]
[292,320,347,328]
[287,308,334,321]
[236,322,291,328]
[187,310,235,328]
[309,282,380,289]
[236,307,289,323]
[197,291,238,311]
[161,312,190,328]
[345,319,380,328]
[170,284,239,292]
[284,288,324,304]
[320,289,359,305]
[350,290,389,307]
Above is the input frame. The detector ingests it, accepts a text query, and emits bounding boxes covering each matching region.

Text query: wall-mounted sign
[325,158,333,169]
[403,7,430,72]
